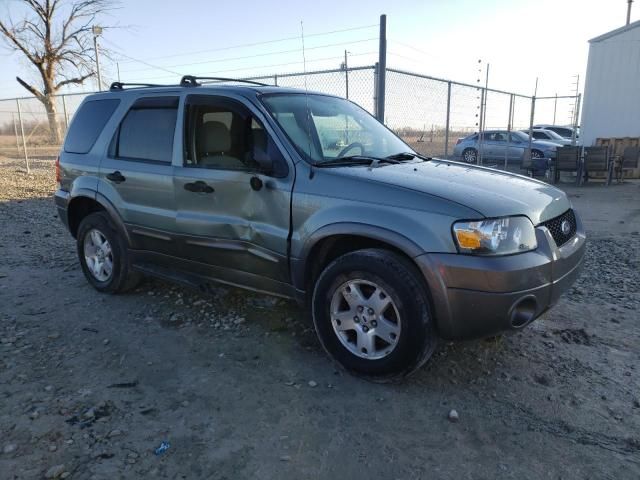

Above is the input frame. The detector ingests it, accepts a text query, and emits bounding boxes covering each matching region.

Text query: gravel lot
[1,157,639,479]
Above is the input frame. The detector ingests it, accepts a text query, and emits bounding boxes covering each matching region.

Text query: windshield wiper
[315,155,400,168]
[386,152,432,161]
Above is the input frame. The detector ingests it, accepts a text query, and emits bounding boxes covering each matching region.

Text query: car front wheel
[77,212,141,293]
[311,248,437,380]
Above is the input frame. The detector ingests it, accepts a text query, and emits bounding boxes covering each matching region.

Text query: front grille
[541,209,577,247]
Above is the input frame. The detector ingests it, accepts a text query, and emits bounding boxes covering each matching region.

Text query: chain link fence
[0,64,578,172]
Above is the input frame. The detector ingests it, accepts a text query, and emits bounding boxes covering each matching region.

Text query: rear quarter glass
[64,98,120,154]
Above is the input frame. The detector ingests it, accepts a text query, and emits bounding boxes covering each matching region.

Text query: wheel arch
[67,192,131,246]
[293,223,425,294]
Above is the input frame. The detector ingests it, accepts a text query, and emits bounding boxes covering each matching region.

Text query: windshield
[544,130,566,140]
[511,131,530,142]
[261,93,413,164]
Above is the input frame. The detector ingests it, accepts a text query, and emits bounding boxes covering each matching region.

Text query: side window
[64,99,120,154]
[184,100,263,171]
[112,96,178,163]
[532,132,546,139]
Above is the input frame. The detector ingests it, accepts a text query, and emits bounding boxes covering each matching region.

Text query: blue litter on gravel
[154,441,170,456]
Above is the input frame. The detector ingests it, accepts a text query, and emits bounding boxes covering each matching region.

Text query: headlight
[452,216,537,255]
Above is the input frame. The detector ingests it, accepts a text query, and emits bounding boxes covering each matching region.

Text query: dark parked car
[54,77,585,379]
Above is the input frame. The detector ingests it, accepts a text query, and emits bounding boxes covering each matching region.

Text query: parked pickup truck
[55,76,586,379]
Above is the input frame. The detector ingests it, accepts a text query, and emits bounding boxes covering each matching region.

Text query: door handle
[184,181,214,193]
[106,171,126,183]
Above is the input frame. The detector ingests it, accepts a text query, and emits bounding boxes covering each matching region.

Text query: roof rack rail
[180,75,270,87]
[109,82,170,91]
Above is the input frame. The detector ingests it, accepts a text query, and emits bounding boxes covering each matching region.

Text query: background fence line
[0,64,580,170]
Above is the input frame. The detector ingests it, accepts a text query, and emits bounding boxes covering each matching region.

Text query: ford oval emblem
[561,220,571,235]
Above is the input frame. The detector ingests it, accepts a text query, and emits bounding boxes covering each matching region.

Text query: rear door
[98,95,179,255]
[173,94,293,292]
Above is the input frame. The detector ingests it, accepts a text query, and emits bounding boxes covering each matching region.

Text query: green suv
[55,77,586,379]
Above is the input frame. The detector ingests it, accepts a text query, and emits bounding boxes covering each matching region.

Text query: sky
[0,0,637,106]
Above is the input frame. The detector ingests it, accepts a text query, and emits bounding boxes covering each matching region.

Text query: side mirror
[253,146,274,174]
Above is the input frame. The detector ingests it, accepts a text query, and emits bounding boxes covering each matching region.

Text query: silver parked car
[524,129,573,146]
[453,130,560,164]
[532,124,580,140]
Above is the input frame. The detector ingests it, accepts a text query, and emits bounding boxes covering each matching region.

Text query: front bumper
[416,212,586,340]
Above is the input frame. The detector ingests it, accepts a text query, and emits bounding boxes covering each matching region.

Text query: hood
[336,159,571,224]
[531,139,560,150]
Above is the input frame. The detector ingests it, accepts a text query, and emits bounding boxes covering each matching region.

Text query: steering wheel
[337,142,364,157]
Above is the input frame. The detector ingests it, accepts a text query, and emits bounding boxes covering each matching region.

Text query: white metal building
[581,19,640,146]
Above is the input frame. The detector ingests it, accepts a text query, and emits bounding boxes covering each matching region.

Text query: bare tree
[0,0,114,143]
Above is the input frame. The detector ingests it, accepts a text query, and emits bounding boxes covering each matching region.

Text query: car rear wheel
[462,148,478,164]
[311,248,437,380]
[77,212,141,293]
[531,149,544,159]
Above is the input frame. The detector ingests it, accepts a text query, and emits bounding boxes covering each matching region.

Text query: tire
[311,248,437,380]
[531,149,544,159]
[462,148,478,164]
[76,212,141,293]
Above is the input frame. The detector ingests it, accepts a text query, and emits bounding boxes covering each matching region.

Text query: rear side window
[64,99,120,154]
[549,127,572,138]
[113,96,179,163]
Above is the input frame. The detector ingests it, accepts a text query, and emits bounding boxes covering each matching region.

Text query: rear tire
[311,248,437,380]
[462,148,478,164]
[77,212,141,293]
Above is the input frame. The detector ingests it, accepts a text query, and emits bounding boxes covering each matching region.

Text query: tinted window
[548,127,572,138]
[532,132,547,139]
[64,99,120,154]
[485,132,507,142]
[116,98,178,162]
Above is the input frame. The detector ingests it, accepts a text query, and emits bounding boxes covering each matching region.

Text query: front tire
[77,212,141,293]
[462,148,478,164]
[311,249,437,380]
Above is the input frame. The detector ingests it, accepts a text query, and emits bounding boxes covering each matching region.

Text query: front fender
[291,222,425,290]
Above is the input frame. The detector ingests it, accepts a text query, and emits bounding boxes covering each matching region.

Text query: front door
[98,95,179,255]
[173,94,293,293]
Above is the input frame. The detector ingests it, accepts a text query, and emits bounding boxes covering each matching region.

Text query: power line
[100,38,183,75]
[116,38,378,74]
[114,23,379,64]
[118,51,377,83]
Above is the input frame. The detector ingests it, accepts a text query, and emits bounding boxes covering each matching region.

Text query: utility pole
[92,25,103,91]
[627,0,634,25]
[527,78,539,164]
[376,14,387,122]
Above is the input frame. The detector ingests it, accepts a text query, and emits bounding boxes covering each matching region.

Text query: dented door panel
[173,166,291,282]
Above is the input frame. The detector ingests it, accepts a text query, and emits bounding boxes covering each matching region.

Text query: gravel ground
[0,157,639,479]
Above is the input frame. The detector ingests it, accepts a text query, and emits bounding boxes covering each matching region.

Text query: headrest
[199,121,231,153]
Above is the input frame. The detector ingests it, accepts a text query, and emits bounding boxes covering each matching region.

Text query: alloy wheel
[83,228,113,282]
[330,279,401,360]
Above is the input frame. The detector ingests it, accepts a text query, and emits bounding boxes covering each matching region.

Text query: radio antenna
[300,20,315,178]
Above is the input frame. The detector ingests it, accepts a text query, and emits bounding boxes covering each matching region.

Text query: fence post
[477,88,485,165]
[527,95,536,162]
[376,14,387,122]
[505,93,514,170]
[16,99,30,173]
[444,81,451,158]
[62,94,69,130]
[571,93,581,146]
[12,113,21,159]
[274,74,278,86]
